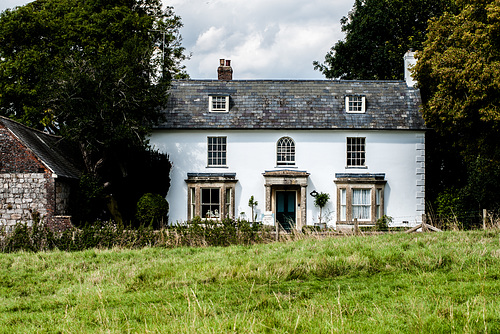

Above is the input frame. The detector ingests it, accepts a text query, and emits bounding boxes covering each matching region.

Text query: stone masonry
[0,173,51,226]
[0,118,78,230]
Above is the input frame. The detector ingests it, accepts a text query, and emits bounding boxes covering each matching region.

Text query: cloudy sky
[1,0,354,79]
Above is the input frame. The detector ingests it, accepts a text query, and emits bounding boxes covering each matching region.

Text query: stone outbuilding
[0,116,80,230]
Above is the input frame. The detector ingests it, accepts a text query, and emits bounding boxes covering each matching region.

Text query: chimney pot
[218,58,233,80]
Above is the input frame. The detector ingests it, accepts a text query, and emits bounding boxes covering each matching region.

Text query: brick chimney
[218,59,233,80]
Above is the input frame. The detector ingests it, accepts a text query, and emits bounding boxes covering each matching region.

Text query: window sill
[275,165,298,169]
[345,166,368,169]
[337,221,374,225]
[206,166,229,169]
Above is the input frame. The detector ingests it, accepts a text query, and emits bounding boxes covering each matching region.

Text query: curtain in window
[352,189,370,220]
[340,189,346,221]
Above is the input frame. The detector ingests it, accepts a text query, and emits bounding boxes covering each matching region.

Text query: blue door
[276,191,296,230]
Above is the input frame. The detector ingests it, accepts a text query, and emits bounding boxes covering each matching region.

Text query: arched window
[277,137,295,166]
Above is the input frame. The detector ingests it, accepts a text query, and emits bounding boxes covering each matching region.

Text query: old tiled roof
[156,80,425,130]
[0,117,80,179]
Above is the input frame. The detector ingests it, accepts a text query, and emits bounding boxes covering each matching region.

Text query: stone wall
[0,172,51,226]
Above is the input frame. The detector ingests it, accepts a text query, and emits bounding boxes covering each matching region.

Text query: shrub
[136,193,169,228]
[375,215,393,231]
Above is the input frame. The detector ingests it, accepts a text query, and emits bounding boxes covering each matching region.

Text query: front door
[276,191,296,230]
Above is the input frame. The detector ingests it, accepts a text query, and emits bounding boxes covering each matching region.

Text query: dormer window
[345,95,366,113]
[209,95,229,112]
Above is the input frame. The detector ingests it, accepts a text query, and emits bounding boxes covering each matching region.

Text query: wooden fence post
[422,213,428,232]
[276,221,279,242]
[354,218,359,235]
[483,209,487,230]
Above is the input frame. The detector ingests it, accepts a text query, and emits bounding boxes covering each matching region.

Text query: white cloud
[0,0,354,79]
[195,26,226,52]
[169,0,353,79]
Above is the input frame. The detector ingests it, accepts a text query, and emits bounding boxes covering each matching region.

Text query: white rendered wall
[150,129,425,227]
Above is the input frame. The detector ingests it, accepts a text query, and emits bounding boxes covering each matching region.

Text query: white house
[150,53,425,230]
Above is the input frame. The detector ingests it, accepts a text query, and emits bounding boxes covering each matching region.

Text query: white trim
[345,95,366,113]
[209,96,229,113]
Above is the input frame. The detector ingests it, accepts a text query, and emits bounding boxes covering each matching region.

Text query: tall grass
[0,230,499,333]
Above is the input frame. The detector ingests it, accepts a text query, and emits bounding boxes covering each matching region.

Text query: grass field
[0,230,499,333]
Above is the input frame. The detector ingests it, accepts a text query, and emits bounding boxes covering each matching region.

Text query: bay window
[335,174,386,225]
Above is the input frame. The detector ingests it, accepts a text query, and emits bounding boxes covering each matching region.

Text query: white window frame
[345,95,366,113]
[209,95,229,112]
[207,136,227,167]
[347,137,366,167]
[276,137,295,166]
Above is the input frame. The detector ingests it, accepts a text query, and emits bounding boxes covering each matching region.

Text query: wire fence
[425,208,500,231]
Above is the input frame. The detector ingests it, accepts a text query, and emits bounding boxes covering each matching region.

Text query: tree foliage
[0,0,184,222]
[0,0,186,173]
[136,193,169,228]
[414,0,500,212]
[314,0,454,80]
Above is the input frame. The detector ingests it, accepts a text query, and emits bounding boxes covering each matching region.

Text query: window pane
[190,188,196,219]
[347,137,365,167]
[208,137,227,166]
[348,96,364,112]
[340,189,346,221]
[277,137,295,165]
[225,188,231,218]
[212,96,227,111]
[352,189,370,220]
[201,188,220,218]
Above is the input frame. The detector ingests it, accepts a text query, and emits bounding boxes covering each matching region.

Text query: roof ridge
[0,116,62,139]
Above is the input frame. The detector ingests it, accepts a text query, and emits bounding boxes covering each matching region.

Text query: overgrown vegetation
[135,193,169,228]
[0,0,178,224]
[0,230,499,332]
[0,217,268,253]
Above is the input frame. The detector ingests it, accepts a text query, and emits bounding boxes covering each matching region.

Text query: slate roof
[156,79,425,130]
[0,117,80,179]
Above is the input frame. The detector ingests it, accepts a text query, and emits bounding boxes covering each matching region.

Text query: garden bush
[136,193,169,228]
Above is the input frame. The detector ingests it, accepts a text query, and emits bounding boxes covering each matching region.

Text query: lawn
[0,230,499,333]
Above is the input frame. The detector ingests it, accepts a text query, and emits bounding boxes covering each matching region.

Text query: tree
[0,0,186,222]
[248,196,258,223]
[314,0,454,80]
[414,0,500,214]
[313,192,330,226]
[0,0,186,171]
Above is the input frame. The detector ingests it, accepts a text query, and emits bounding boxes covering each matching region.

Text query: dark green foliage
[174,217,263,247]
[314,0,454,79]
[111,148,171,225]
[136,193,169,228]
[313,193,330,209]
[375,215,393,231]
[248,195,258,223]
[71,173,107,225]
[2,219,57,253]
[414,0,500,221]
[314,192,330,225]
[436,188,464,218]
[0,217,267,253]
[0,0,181,222]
